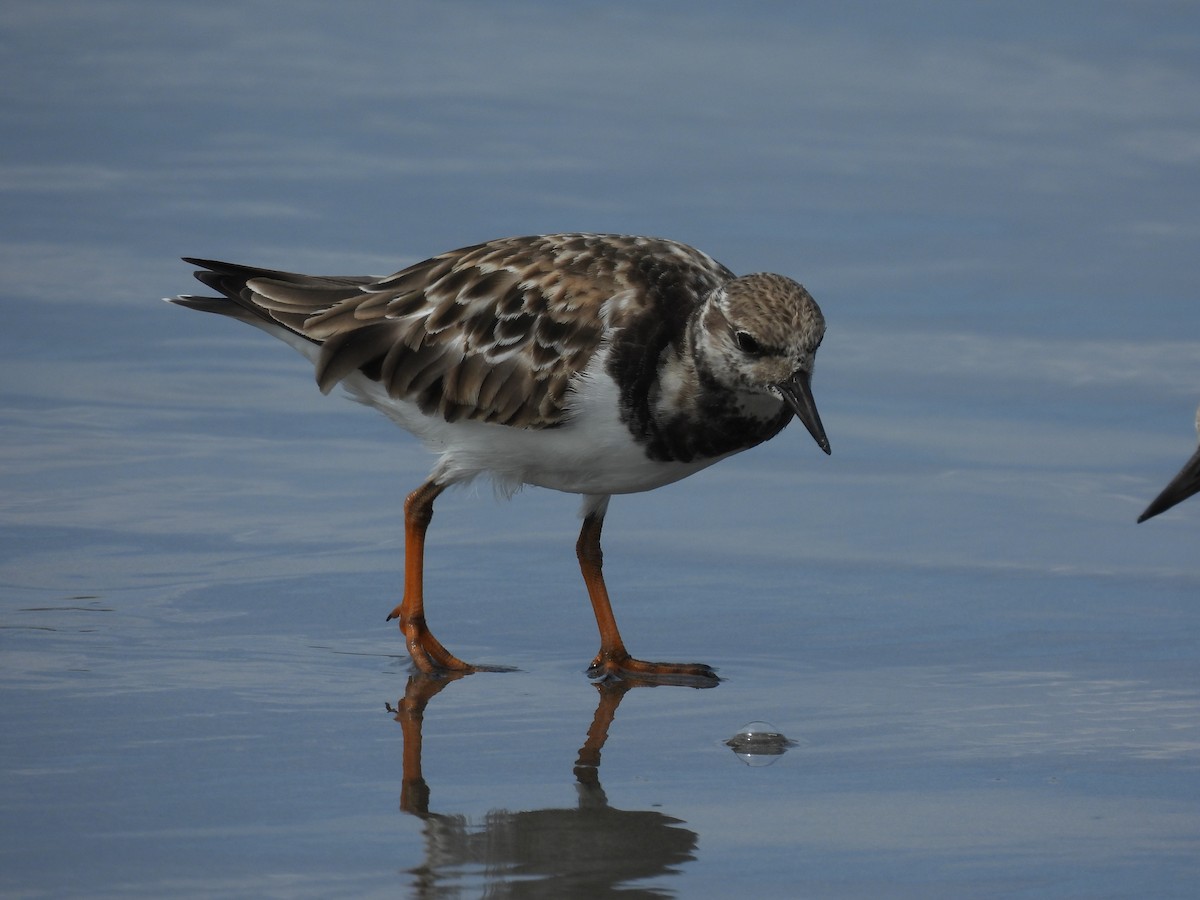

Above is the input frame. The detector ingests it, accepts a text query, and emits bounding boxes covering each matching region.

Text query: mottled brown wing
[189,234,732,429]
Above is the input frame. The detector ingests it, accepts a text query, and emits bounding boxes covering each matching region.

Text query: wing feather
[176,234,733,429]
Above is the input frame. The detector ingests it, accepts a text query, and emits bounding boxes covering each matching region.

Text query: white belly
[263,325,728,496]
[338,349,723,496]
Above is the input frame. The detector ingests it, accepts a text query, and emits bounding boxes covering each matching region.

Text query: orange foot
[386,606,474,674]
[587,649,720,687]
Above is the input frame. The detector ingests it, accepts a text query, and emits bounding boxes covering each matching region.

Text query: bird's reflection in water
[389,674,700,897]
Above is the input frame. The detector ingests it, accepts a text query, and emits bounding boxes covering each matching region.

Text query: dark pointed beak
[1138,443,1200,522]
[777,370,831,455]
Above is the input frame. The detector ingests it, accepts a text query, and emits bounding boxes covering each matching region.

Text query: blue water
[3,2,1199,896]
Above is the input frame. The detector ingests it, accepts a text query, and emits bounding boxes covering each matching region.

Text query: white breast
[337,345,722,496]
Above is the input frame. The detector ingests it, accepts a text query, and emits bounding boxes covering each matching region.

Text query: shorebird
[168,233,830,681]
[1138,402,1200,523]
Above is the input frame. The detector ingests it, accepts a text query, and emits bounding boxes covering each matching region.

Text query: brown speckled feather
[180,234,732,429]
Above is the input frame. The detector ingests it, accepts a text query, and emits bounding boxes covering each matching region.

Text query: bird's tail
[167,258,376,332]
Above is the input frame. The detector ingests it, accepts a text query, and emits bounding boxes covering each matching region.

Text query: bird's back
[172,233,733,431]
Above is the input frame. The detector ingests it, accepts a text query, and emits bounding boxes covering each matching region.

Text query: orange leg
[577,509,718,684]
[386,480,473,673]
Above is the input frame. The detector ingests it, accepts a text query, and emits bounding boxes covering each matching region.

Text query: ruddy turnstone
[1138,402,1200,522]
[169,233,830,682]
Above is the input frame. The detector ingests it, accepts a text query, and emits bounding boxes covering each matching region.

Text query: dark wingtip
[165,294,234,314]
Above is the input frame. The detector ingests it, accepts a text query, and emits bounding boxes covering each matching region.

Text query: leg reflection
[389,674,700,895]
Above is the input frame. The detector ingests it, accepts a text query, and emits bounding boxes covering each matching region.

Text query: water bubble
[725,720,796,767]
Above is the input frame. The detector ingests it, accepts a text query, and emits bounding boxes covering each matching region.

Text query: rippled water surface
[4,340,1198,897]
[4,2,1200,897]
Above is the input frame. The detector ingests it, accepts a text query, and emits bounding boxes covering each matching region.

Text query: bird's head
[698,273,830,455]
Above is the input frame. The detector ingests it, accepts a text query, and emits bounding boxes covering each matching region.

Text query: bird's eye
[735,331,766,356]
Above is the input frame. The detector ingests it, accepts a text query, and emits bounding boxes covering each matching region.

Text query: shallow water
[5,564,1199,897]
[3,341,1199,897]
[4,2,1200,896]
